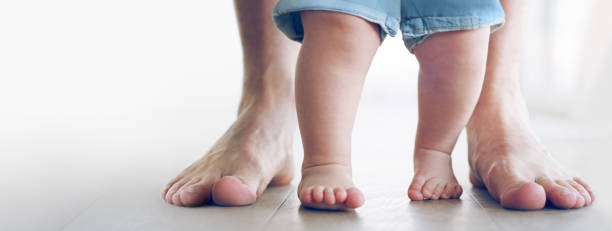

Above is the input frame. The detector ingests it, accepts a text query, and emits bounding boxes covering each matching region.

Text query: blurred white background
[0,1,611,230]
[522,0,612,119]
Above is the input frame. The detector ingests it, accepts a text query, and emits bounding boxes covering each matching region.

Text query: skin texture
[295,11,381,210]
[162,0,298,206]
[163,0,594,210]
[465,0,594,210]
[408,28,491,201]
[297,13,492,209]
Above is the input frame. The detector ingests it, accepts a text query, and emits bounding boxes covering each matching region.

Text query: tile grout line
[469,190,485,208]
[57,190,108,231]
[469,190,504,231]
[259,187,296,231]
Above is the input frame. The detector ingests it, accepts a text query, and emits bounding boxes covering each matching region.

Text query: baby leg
[408,28,490,200]
[296,11,380,210]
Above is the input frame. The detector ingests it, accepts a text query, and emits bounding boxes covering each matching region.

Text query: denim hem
[402,16,506,53]
[273,0,400,43]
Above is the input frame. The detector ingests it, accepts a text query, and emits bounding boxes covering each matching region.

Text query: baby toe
[408,176,426,201]
[312,186,325,203]
[452,185,463,199]
[408,190,424,201]
[334,187,347,203]
[299,186,314,204]
[421,179,440,199]
[324,188,336,205]
[345,187,365,208]
[431,183,445,200]
[441,184,456,199]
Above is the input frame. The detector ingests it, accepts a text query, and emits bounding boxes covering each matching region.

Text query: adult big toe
[499,182,546,210]
[212,176,258,206]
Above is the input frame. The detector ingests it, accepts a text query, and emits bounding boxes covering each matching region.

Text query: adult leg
[467,0,594,210]
[163,0,299,206]
[296,11,380,210]
[408,28,490,201]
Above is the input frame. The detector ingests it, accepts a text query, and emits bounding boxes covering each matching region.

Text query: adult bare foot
[408,148,463,201]
[467,96,595,210]
[298,164,364,210]
[162,79,296,206]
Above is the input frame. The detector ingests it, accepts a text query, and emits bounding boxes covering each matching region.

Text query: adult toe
[162,176,182,199]
[212,176,257,206]
[485,162,546,210]
[499,182,546,210]
[537,178,577,209]
[574,177,595,204]
[165,179,188,204]
[568,180,591,206]
[179,181,213,206]
[573,177,595,204]
[556,180,587,209]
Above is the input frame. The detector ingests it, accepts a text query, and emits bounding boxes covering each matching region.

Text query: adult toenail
[560,189,571,196]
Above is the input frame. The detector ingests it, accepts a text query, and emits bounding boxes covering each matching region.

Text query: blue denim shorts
[273,0,505,53]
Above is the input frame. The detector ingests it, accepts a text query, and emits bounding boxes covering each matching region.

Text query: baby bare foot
[298,164,364,210]
[467,104,594,210]
[162,99,295,207]
[408,148,463,200]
